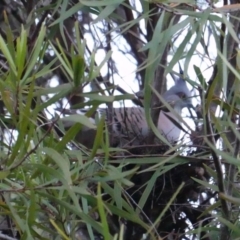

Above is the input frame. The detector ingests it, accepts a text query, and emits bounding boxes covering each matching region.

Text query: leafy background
[0,0,240,239]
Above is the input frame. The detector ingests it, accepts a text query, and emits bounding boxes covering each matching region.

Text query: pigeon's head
[163,77,192,111]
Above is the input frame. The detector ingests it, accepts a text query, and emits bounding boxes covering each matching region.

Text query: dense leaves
[0,0,239,240]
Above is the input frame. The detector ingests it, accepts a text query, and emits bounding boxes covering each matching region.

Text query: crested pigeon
[61,76,192,148]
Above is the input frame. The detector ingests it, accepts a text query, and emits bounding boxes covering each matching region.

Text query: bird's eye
[176,92,186,99]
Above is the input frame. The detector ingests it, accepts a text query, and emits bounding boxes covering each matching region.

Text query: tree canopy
[0,0,240,240]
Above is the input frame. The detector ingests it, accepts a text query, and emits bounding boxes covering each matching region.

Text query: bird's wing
[111,107,148,136]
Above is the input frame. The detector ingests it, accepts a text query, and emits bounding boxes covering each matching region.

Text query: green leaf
[0,171,10,180]
[16,27,27,78]
[90,115,105,158]
[49,218,70,240]
[61,114,96,129]
[49,3,84,26]
[93,3,120,23]
[72,53,85,87]
[22,26,47,83]
[80,0,124,7]
[0,35,17,76]
[97,183,111,240]
[49,41,73,79]
[42,147,72,185]
[82,93,115,102]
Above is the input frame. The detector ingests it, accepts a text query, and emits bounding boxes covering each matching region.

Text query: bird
[60,76,192,148]
[157,76,192,143]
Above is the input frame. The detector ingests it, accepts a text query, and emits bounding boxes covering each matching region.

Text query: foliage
[0,0,240,240]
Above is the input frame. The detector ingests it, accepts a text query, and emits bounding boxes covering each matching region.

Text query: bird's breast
[157,111,181,142]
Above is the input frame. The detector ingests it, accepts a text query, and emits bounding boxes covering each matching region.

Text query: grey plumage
[101,107,150,147]
[65,107,150,148]
[61,76,192,148]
